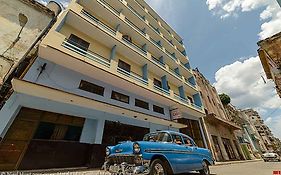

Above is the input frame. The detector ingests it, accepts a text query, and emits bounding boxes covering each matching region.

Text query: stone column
[218,136,230,161]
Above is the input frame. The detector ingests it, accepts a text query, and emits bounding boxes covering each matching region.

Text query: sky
[37,0,281,139]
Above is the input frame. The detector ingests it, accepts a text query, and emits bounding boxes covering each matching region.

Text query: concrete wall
[24,57,172,120]
[0,0,52,84]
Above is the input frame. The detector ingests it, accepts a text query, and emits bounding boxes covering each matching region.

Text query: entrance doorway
[222,138,236,160]
[211,135,224,161]
[102,121,149,145]
[178,118,205,148]
[0,107,85,170]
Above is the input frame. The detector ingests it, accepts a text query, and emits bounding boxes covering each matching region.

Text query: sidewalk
[214,159,263,166]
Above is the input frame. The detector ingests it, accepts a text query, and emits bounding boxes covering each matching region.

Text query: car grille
[108,155,141,165]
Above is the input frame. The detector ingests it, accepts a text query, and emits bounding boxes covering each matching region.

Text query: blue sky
[39,0,281,138]
[145,0,281,139]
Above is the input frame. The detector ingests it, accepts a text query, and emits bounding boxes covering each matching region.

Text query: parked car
[103,131,214,175]
[262,152,281,162]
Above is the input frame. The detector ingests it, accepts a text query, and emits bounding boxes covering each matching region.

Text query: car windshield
[143,132,172,142]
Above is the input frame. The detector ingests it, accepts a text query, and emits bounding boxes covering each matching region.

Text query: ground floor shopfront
[202,116,245,162]
[0,80,206,171]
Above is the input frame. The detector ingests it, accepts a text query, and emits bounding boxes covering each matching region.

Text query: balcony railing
[149,22,160,34]
[185,79,197,89]
[152,55,165,68]
[148,11,158,22]
[153,85,170,96]
[169,67,182,79]
[166,49,177,61]
[62,39,110,67]
[99,0,120,15]
[127,3,145,21]
[174,94,190,105]
[134,0,145,10]
[149,37,162,49]
[180,61,191,72]
[81,10,116,35]
[122,37,147,55]
[191,103,203,111]
[125,17,145,35]
[117,67,148,86]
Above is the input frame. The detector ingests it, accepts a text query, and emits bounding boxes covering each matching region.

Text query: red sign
[273,171,281,175]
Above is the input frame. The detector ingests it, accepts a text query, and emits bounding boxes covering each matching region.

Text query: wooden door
[0,108,41,171]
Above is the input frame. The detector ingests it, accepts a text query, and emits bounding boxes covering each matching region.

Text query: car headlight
[133,142,141,154]
[106,147,110,156]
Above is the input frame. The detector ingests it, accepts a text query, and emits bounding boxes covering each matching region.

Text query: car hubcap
[153,163,165,175]
[203,162,209,174]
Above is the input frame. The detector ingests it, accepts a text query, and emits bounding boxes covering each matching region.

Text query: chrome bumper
[103,155,150,174]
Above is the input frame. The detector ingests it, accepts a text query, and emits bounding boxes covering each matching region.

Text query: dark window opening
[187,96,193,104]
[68,34,90,51]
[118,60,131,72]
[79,80,105,96]
[153,105,165,114]
[111,91,130,104]
[33,122,83,142]
[135,99,149,110]
[153,78,162,88]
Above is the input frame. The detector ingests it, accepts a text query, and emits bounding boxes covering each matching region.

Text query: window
[153,105,165,114]
[111,91,130,103]
[79,80,105,96]
[183,136,194,147]
[68,34,90,51]
[33,122,83,142]
[118,60,131,72]
[157,132,172,142]
[153,78,162,88]
[172,134,183,145]
[187,96,193,104]
[135,99,149,110]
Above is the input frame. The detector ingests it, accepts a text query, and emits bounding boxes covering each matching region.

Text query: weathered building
[243,109,277,152]
[258,32,281,97]
[0,0,206,170]
[0,0,61,171]
[194,68,244,162]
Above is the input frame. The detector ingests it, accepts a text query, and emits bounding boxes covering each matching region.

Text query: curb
[214,159,262,166]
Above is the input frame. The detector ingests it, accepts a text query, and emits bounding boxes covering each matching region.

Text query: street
[209,161,281,175]
[10,161,280,175]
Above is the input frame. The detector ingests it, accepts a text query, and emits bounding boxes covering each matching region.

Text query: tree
[219,93,231,106]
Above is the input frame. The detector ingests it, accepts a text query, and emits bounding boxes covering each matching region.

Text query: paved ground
[5,161,281,175]
[209,161,281,175]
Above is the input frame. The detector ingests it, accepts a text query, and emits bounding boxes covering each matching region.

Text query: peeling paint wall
[0,0,52,84]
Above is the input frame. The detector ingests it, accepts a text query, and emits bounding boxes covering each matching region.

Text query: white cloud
[206,0,281,39]
[213,56,281,138]
[214,56,281,110]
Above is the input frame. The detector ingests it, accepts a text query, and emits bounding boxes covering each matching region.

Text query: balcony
[149,37,162,50]
[174,94,190,105]
[152,55,165,68]
[117,67,148,86]
[166,49,177,61]
[99,0,120,15]
[62,39,110,68]
[153,84,170,96]
[127,3,145,21]
[81,10,116,35]
[169,67,182,80]
[122,36,147,55]
[125,17,145,36]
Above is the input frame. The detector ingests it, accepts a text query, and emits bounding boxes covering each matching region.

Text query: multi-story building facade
[194,68,243,162]
[0,0,206,170]
[243,109,275,152]
[258,32,281,97]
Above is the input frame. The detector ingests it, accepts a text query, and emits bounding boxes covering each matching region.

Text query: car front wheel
[199,161,210,175]
[150,159,168,175]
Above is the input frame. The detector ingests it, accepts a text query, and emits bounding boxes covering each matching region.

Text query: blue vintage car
[103,130,214,175]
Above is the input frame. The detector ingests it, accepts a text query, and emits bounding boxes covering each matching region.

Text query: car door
[182,136,202,171]
[169,134,196,173]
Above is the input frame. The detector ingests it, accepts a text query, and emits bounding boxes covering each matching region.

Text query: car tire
[150,159,169,175]
[264,159,267,162]
[199,161,210,175]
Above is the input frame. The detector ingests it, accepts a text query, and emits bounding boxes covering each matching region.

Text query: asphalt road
[209,161,281,175]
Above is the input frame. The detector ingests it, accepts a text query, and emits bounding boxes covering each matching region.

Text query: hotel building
[0,0,206,170]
